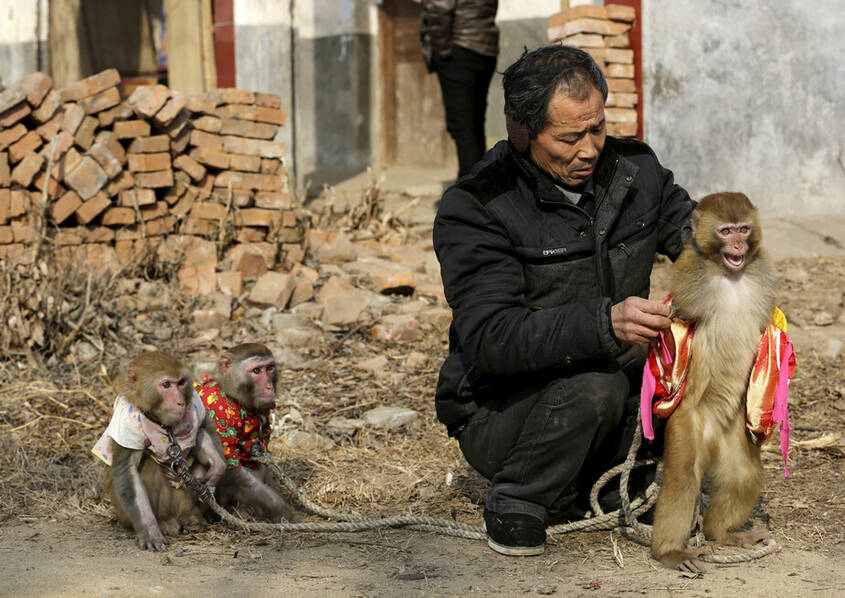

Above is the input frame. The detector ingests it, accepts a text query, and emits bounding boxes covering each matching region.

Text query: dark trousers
[434,45,497,178]
[458,346,652,523]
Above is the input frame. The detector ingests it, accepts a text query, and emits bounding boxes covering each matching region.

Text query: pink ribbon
[773,338,794,478]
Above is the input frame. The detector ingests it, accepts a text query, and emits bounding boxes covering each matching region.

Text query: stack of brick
[0,69,300,282]
[548,3,638,138]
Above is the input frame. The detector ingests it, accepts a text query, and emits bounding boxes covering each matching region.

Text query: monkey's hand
[611,296,672,345]
[137,525,169,552]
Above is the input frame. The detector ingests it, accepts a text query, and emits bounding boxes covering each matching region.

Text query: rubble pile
[547,3,638,137]
[0,69,300,274]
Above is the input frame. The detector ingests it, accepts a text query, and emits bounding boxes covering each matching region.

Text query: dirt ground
[1,193,843,598]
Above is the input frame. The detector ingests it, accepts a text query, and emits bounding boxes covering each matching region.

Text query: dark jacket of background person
[420,0,499,73]
[432,136,695,436]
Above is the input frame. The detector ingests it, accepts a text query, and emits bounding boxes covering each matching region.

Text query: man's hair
[503,45,608,139]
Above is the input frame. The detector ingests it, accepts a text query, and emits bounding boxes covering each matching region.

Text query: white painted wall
[0,0,48,84]
[642,0,845,216]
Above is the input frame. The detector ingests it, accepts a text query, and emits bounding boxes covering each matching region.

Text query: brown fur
[651,193,775,572]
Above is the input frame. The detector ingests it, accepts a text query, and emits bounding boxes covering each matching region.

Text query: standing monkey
[93,352,226,551]
[195,343,299,522]
[647,192,792,572]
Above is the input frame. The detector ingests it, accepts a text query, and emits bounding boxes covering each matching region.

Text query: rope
[181,416,778,564]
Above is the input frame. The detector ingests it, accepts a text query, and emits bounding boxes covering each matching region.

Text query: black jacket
[420,0,499,72]
[432,137,695,435]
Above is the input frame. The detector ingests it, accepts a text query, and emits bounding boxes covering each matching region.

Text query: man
[432,45,695,556]
[420,0,499,178]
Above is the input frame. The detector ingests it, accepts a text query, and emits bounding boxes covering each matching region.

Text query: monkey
[649,192,778,573]
[92,351,227,551]
[194,343,300,522]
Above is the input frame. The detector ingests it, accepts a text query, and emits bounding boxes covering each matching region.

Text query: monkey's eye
[161,381,171,389]
[739,226,749,233]
[252,367,261,375]
[720,227,731,235]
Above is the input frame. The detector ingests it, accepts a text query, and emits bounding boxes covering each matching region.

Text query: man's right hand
[610,296,671,345]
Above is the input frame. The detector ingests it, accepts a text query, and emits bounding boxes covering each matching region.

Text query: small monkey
[93,351,226,551]
[650,192,778,572]
[195,343,300,522]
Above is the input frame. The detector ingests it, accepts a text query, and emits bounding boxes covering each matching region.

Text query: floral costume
[640,305,796,476]
[194,374,269,469]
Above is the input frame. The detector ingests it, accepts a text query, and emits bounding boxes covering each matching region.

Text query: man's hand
[611,297,671,345]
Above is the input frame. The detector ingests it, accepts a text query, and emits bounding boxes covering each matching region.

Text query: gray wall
[643,0,845,216]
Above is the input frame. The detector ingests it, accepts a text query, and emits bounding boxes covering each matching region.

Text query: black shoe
[483,509,546,556]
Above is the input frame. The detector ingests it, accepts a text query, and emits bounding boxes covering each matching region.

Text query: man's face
[529,86,606,187]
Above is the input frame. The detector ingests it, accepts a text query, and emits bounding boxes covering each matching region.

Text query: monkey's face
[714,222,753,271]
[529,86,606,187]
[149,374,191,428]
[241,357,277,413]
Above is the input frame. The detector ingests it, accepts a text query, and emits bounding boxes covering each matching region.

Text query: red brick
[153,91,186,126]
[260,158,282,174]
[234,208,282,228]
[605,33,631,48]
[185,94,218,114]
[217,104,286,126]
[11,224,36,244]
[170,191,196,218]
[75,191,111,224]
[192,115,222,133]
[114,120,152,139]
[214,171,282,192]
[607,78,636,93]
[134,169,173,188]
[40,131,74,163]
[100,206,136,226]
[118,188,156,207]
[196,172,214,197]
[18,72,53,107]
[230,154,261,172]
[607,92,638,108]
[128,84,170,119]
[51,190,83,224]
[54,229,85,246]
[11,153,44,186]
[254,191,292,209]
[85,227,116,243]
[88,141,123,178]
[128,152,171,172]
[548,16,631,37]
[173,154,207,181]
[114,227,144,242]
[218,88,255,104]
[105,169,134,196]
[221,118,277,140]
[183,217,216,236]
[190,202,227,220]
[190,129,224,151]
[170,124,191,153]
[254,92,281,109]
[74,115,99,150]
[80,86,121,114]
[0,152,8,187]
[52,147,82,181]
[36,112,64,142]
[94,130,126,164]
[607,64,634,78]
[0,88,26,113]
[222,135,285,158]
[0,188,9,224]
[31,171,63,198]
[97,101,134,127]
[114,239,134,265]
[0,123,26,150]
[140,201,168,221]
[607,122,637,137]
[60,68,121,102]
[216,271,243,295]
[10,190,32,218]
[30,90,61,123]
[9,130,43,163]
[190,146,230,169]
[236,227,266,242]
[0,226,12,244]
[64,156,108,199]
[127,135,169,153]
[0,102,31,127]
[606,4,636,22]
[162,108,191,138]
[144,215,176,236]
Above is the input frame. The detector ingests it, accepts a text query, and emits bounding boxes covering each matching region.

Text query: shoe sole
[487,537,545,556]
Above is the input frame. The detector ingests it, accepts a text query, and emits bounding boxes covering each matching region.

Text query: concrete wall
[0,0,48,85]
[643,0,845,216]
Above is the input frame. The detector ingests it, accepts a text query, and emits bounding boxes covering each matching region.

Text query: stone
[370,314,420,342]
[405,351,429,369]
[270,313,323,348]
[288,278,314,308]
[813,311,835,326]
[283,430,334,451]
[362,406,419,429]
[418,307,453,330]
[177,238,218,295]
[326,417,364,434]
[248,272,297,308]
[217,271,243,296]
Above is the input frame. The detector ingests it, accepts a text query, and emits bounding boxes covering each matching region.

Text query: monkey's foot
[179,512,207,533]
[714,524,769,548]
[158,517,181,536]
[654,549,706,574]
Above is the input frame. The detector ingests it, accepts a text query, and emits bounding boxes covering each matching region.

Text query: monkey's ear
[219,354,232,376]
[126,367,139,388]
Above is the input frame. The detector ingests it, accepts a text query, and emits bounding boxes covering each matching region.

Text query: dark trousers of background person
[456,345,660,523]
[434,44,497,178]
